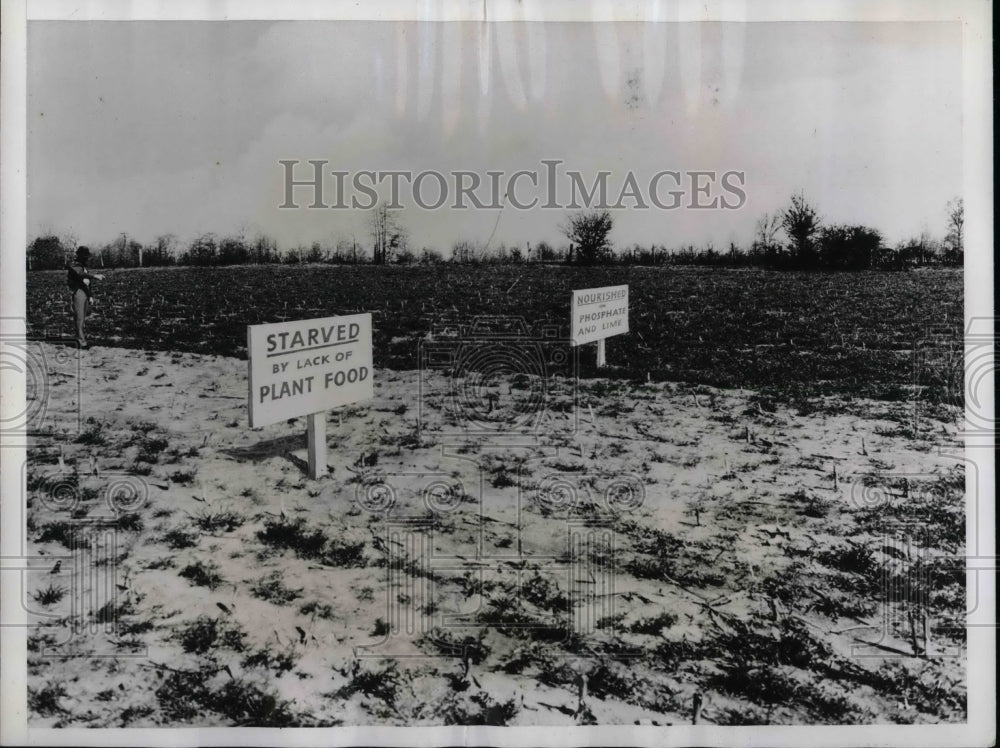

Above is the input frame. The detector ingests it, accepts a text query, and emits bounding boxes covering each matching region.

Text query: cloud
[28,20,962,252]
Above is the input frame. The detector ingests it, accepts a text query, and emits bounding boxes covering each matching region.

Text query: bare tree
[943,197,964,264]
[148,234,178,266]
[251,233,279,264]
[451,240,481,264]
[369,202,406,265]
[419,246,444,264]
[753,212,783,261]
[563,209,614,265]
[305,241,326,263]
[534,240,557,262]
[183,233,219,266]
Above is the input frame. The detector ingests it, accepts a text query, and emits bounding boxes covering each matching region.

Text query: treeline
[27,193,964,271]
[729,193,965,270]
[571,193,964,270]
[621,229,955,270]
[25,232,567,269]
[28,233,343,270]
[25,229,962,272]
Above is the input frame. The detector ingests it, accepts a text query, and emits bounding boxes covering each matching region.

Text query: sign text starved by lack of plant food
[248,313,373,427]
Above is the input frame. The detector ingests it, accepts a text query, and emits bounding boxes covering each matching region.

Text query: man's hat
[76,246,91,259]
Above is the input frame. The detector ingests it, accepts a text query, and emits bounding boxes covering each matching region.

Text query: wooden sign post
[248,313,374,479]
[571,285,629,367]
[306,412,326,479]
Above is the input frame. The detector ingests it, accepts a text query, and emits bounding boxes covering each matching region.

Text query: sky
[27,20,963,254]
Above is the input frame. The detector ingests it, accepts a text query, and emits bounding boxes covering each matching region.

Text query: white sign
[248,313,373,428]
[571,285,629,346]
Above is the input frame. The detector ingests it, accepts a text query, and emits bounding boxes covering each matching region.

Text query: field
[27,265,963,400]
[22,265,967,727]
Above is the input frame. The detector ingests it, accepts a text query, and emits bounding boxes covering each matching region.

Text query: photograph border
[1,1,993,746]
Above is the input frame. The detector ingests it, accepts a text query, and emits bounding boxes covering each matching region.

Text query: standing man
[66,246,104,348]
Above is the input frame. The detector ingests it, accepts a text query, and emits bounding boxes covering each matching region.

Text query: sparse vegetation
[163,527,199,549]
[257,516,366,568]
[629,611,678,636]
[32,584,67,606]
[34,520,77,548]
[440,691,520,726]
[334,661,403,706]
[299,600,336,619]
[137,435,170,464]
[28,682,69,716]
[22,263,965,727]
[156,669,297,725]
[179,560,225,590]
[75,420,106,446]
[190,508,245,534]
[249,571,303,605]
[177,615,247,655]
[169,469,198,485]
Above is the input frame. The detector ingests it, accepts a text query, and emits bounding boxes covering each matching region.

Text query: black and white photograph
[0,1,993,745]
